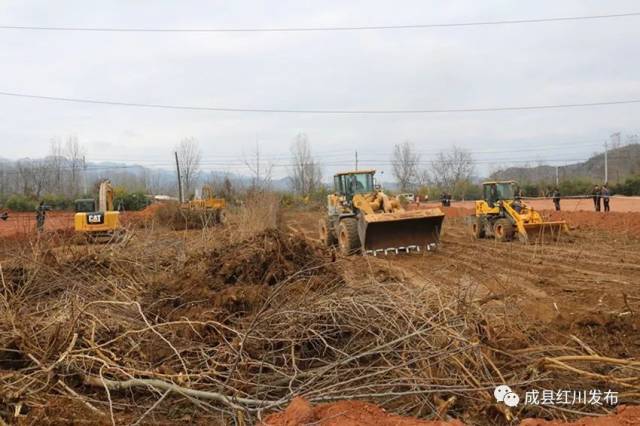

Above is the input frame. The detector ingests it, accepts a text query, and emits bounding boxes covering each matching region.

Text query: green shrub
[612,176,640,196]
[558,179,593,197]
[42,194,73,210]
[5,194,38,211]
[113,189,150,211]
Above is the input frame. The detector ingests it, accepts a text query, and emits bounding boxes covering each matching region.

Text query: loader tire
[493,218,515,242]
[470,217,485,239]
[337,218,360,255]
[319,218,337,247]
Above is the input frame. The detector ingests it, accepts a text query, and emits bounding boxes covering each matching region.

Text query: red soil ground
[0,206,160,237]
[263,399,640,426]
[261,397,464,426]
[419,196,640,213]
[0,211,74,237]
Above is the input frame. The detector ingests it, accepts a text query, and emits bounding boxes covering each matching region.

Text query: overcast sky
[1,0,639,178]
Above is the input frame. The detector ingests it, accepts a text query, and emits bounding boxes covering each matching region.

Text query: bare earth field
[428,196,640,213]
[1,202,639,425]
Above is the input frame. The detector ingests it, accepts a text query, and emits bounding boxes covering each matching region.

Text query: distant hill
[490,144,640,184]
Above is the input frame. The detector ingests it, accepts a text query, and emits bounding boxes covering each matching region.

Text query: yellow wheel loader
[74,180,122,241]
[319,170,445,255]
[471,181,568,243]
[181,185,226,224]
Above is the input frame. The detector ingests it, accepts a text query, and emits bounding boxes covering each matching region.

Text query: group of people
[591,184,611,212]
[547,185,611,212]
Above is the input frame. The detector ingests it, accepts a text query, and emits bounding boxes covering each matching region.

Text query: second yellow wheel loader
[471,181,569,243]
[319,170,445,255]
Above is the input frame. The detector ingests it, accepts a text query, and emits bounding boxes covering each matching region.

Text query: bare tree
[430,146,475,197]
[244,141,272,190]
[48,139,65,191]
[176,138,201,198]
[65,135,86,196]
[289,133,322,196]
[391,141,420,192]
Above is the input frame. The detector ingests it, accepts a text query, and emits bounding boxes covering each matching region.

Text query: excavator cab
[321,170,445,255]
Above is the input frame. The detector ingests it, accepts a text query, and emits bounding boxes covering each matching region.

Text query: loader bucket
[522,221,568,243]
[358,209,445,255]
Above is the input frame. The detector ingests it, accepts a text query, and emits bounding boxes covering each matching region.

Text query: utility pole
[355,150,358,171]
[555,166,559,187]
[175,151,183,203]
[604,141,608,184]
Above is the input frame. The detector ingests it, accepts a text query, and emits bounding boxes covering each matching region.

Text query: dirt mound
[262,397,464,426]
[210,228,332,286]
[146,228,337,322]
[520,405,640,425]
[265,400,640,426]
[152,202,224,229]
[545,210,640,238]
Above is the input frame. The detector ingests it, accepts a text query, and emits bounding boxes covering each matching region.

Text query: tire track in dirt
[283,209,640,324]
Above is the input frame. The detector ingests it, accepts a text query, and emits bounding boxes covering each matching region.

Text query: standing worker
[602,184,611,212]
[35,201,49,233]
[592,185,601,212]
[552,187,561,211]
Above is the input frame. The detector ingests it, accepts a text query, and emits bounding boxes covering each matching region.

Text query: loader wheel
[337,218,360,255]
[470,217,485,239]
[493,219,515,242]
[319,218,337,247]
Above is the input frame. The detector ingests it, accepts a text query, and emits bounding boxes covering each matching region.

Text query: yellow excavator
[320,170,445,255]
[471,180,568,243]
[74,180,121,239]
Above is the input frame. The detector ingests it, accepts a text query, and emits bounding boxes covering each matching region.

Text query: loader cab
[334,170,375,201]
[483,181,517,207]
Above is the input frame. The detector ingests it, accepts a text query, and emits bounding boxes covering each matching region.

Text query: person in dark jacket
[552,187,561,211]
[601,185,610,212]
[35,201,50,232]
[592,185,601,212]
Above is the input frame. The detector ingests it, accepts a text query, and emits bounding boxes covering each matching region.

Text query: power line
[92,141,605,163]
[1,12,639,33]
[2,91,640,114]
